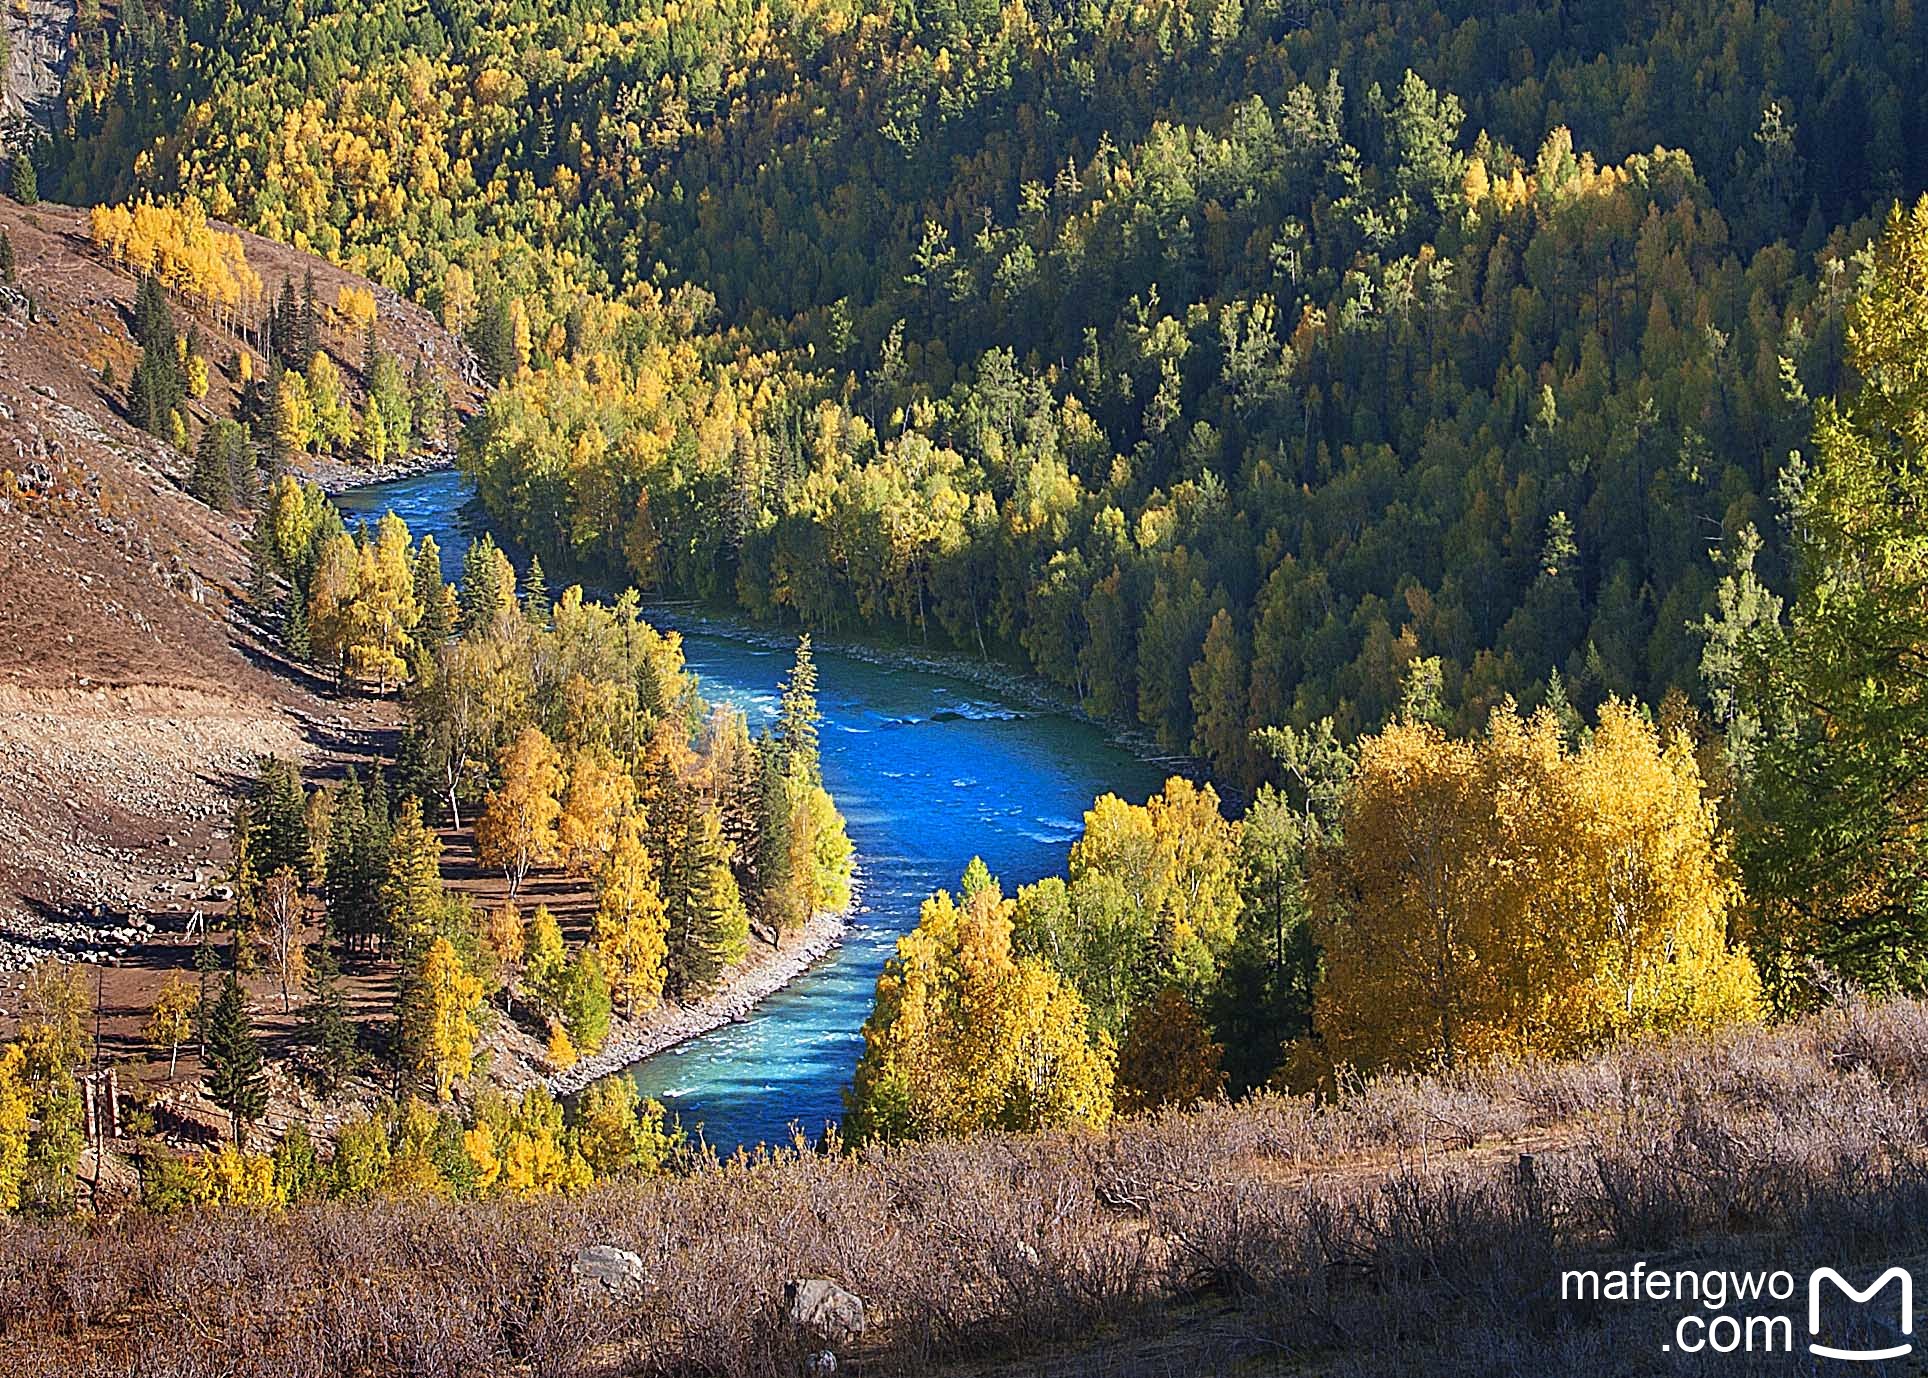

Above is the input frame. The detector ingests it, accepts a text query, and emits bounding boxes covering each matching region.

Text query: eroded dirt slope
[0,197,472,998]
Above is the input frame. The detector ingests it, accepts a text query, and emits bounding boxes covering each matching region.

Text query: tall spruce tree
[669,809,750,997]
[204,972,266,1147]
[250,757,310,881]
[775,635,822,780]
[297,269,321,370]
[522,553,549,628]
[269,275,298,367]
[296,918,358,1092]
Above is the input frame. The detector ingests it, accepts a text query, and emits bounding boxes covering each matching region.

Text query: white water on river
[336,470,1165,1153]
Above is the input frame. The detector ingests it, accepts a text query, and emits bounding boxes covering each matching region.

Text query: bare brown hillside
[0,196,473,1007]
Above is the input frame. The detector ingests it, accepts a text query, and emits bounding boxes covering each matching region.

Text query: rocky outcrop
[3,0,73,132]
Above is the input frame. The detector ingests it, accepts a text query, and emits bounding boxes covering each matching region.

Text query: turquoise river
[335,469,1165,1154]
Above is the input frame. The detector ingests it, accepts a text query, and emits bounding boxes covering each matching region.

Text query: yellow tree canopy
[557,745,635,876]
[474,725,564,894]
[408,937,485,1100]
[848,872,1114,1145]
[594,813,668,1014]
[89,197,263,314]
[1308,701,1761,1079]
[1067,775,1242,989]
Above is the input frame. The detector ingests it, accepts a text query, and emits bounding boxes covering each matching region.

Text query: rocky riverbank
[540,898,855,1098]
[294,448,457,495]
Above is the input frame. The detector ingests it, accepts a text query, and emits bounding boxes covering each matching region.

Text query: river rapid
[335,470,1166,1153]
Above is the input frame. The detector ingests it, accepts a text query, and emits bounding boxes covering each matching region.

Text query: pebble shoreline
[298,451,457,495]
[544,900,855,1097]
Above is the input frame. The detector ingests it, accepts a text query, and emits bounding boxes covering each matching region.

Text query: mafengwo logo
[1810,1268,1912,1362]
[1560,1263,1915,1359]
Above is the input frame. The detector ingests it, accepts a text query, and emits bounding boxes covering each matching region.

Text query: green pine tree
[282,594,311,659]
[9,154,38,206]
[193,932,220,1058]
[752,748,808,935]
[250,757,310,880]
[680,810,751,996]
[298,269,321,370]
[189,422,237,510]
[204,972,267,1147]
[458,534,505,634]
[775,634,822,780]
[296,920,358,1092]
[522,553,549,628]
[412,536,452,648]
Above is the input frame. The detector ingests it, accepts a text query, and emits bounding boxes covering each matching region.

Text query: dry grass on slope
[4,999,1927,1377]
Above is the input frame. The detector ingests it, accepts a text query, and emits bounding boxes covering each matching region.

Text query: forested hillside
[31,0,1923,778]
[8,2,1928,1366]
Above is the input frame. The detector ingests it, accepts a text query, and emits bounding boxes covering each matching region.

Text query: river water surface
[336,470,1165,1153]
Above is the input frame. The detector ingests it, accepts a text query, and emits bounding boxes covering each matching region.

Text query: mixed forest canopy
[7,0,1928,1175]
[37,0,1926,771]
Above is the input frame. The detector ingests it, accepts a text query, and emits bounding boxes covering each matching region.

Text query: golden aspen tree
[1540,703,1762,1047]
[144,973,197,1078]
[545,1021,577,1069]
[594,814,668,1016]
[1305,704,1762,1080]
[1309,720,1500,1075]
[0,1044,30,1211]
[848,871,1113,1145]
[441,264,476,333]
[509,297,533,372]
[383,1098,451,1198]
[474,725,564,895]
[464,1087,590,1198]
[1068,776,1243,989]
[485,901,526,1013]
[307,353,356,453]
[180,1144,284,1208]
[524,904,568,1015]
[277,368,316,452]
[407,937,485,1100]
[1144,777,1244,982]
[346,512,418,692]
[574,1076,677,1179]
[305,532,362,681]
[335,284,378,331]
[557,746,634,876]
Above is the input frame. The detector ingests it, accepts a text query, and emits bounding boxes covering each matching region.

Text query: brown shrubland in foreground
[5,1000,1927,1377]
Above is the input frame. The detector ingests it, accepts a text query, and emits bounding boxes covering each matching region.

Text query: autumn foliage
[88,198,262,319]
[848,867,1114,1145]
[1304,702,1761,1079]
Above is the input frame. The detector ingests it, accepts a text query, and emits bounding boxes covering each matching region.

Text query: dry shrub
[9,1005,1928,1374]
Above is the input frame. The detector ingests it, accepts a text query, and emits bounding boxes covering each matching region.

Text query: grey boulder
[785,1278,866,1345]
[571,1244,647,1293]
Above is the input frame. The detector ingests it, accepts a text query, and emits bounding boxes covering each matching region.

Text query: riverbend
[335,469,1166,1153]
